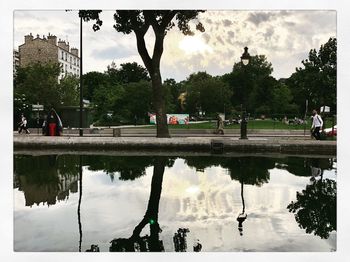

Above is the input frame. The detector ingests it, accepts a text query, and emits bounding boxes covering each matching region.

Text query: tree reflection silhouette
[110,157,167,252]
[287,159,336,239]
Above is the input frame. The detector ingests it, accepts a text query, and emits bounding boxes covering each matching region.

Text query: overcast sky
[14,10,336,81]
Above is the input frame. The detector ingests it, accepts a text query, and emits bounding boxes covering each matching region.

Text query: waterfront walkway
[13,135,336,156]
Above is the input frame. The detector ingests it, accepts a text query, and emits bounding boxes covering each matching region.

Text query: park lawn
[139,118,335,130]
[141,120,306,129]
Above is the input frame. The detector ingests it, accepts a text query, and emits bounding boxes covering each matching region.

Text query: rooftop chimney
[24,33,33,43]
[47,33,57,46]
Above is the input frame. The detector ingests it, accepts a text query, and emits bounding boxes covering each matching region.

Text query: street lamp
[240,47,251,139]
[79,13,84,136]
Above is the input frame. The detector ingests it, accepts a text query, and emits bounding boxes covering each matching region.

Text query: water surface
[14,154,336,252]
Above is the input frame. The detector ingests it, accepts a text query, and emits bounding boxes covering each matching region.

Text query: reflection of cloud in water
[14,157,336,252]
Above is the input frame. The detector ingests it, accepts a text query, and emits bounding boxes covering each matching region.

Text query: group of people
[17,109,63,136]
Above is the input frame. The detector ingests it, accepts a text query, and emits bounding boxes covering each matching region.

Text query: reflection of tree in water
[275,157,334,178]
[173,228,189,252]
[14,155,80,206]
[184,156,223,172]
[84,156,175,182]
[110,157,167,252]
[108,157,201,252]
[287,160,337,239]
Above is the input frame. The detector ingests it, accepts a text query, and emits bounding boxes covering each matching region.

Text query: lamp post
[79,13,83,136]
[240,47,251,139]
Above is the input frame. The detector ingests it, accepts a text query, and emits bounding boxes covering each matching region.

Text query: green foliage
[107,62,150,84]
[58,74,79,106]
[184,72,232,115]
[286,38,337,114]
[82,71,109,101]
[15,62,61,109]
[163,78,185,113]
[117,81,152,122]
[14,62,80,110]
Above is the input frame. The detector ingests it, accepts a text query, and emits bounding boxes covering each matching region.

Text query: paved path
[13,135,336,156]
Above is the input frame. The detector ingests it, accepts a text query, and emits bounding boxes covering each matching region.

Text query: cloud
[263,27,275,41]
[202,33,211,44]
[216,36,225,45]
[223,19,233,27]
[247,12,275,26]
[91,46,136,60]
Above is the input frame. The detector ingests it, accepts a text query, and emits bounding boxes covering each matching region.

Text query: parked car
[323,125,337,137]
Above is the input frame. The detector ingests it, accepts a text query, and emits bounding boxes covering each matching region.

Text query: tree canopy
[286,38,337,114]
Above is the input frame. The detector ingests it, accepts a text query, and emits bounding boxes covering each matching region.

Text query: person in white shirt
[18,115,30,134]
[311,109,323,140]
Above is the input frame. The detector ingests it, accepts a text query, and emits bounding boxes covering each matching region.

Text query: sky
[13,10,336,81]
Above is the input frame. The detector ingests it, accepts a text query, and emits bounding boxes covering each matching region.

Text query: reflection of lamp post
[77,155,83,251]
[237,179,247,236]
[240,47,251,139]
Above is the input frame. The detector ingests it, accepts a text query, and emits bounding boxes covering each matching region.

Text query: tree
[222,55,275,115]
[82,71,110,101]
[91,81,123,124]
[286,38,337,114]
[163,78,184,113]
[15,62,61,109]
[106,62,150,84]
[118,81,153,123]
[184,72,232,115]
[58,74,80,106]
[80,10,205,137]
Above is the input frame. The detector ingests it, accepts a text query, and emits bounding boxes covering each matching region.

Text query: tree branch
[160,10,177,30]
[134,31,153,74]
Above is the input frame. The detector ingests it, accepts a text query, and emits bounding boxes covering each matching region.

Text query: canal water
[13,154,336,252]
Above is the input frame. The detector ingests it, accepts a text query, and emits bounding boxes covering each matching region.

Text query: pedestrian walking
[215,114,224,135]
[18,114,30,134]
[310,109,323,140]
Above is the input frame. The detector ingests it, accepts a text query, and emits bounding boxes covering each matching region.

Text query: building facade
[18,33,80,79]
[13,49,20,76]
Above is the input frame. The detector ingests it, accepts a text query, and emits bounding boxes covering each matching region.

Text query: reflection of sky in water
[14,157,336,252]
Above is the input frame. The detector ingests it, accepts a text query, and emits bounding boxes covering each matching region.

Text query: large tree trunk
[135,25,170,138]
[151,68,170,138]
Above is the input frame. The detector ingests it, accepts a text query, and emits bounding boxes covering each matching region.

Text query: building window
[74,57,76,65]
[61,51,64,59]
[65,53,67,61]
[65,64,67,71]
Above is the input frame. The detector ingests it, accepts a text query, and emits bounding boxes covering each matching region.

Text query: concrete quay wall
[13,136,336,155]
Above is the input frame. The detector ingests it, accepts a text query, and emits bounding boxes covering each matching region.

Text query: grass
[138,119,336,130]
